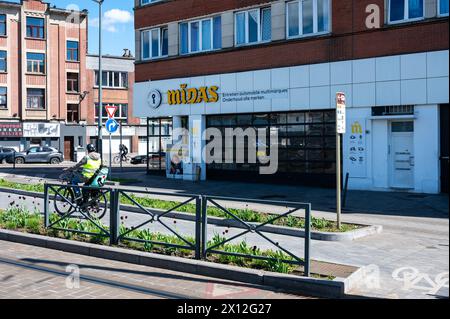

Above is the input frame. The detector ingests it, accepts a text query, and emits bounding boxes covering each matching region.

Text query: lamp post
[93,0,104,160]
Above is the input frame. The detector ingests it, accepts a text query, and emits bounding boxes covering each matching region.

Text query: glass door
[147,118,172,175]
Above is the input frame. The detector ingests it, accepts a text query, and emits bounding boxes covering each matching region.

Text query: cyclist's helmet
[87,144,96,153]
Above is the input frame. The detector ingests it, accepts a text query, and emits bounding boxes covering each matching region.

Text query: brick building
[133,0,449,193]
[85,53,146,157]
[0,0,89,161]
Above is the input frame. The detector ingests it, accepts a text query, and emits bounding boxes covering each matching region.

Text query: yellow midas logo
[352,122,363,134]
[168,84,219,105]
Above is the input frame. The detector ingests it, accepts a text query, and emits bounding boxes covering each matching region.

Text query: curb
[0,228,356,298]
[0,186,383,241]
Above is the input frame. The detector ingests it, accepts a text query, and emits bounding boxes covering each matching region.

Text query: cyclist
[119,144,129,161]
[65,144,102,198]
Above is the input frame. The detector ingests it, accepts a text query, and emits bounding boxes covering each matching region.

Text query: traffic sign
[105,118,120,134]
[336,92,346,134]
[105,105,118,118]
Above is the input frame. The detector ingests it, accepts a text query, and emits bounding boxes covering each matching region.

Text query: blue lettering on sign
[105,118,119,134]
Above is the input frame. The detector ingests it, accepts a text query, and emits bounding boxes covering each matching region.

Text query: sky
[13,0,136,56]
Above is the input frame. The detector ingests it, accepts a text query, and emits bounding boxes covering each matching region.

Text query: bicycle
[53,170,108,220]
[113,153,131,164]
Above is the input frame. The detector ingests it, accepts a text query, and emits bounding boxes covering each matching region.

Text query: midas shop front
[134,52,447,193]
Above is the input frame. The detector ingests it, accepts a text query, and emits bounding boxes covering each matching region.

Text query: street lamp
[92,0,104,159]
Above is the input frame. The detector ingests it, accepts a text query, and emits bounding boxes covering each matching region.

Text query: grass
[0,206,303,275]
[0,178,360,233]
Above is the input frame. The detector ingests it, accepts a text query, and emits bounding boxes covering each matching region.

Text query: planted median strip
[0,178,360,233]
[0,206,319,276]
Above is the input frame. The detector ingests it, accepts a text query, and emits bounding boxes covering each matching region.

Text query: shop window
[388,0,424,23]
[67,104,79,123]
[439,0,449,16]
[180,16,221,55]
[0,51,6,72]
[27,89,45,109]
[27,52,45,74]
[287,0,330,38]
[67,73,79,92]
[26,17,45,39]
[0,14,6,36]
[235,8,271,46]
[67,41,79,61]
[142,27,168,60]
[0,87,6,109]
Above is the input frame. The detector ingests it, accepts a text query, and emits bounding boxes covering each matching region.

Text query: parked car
[5,146,64,164]
[131,153,166,165]
[0,147,16,163]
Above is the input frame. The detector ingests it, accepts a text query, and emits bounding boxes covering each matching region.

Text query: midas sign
[168,84,219,105]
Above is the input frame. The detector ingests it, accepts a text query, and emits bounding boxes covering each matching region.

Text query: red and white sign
[105,105,118,118]
[336,92,346,134]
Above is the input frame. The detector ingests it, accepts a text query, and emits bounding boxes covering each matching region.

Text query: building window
[287,0,330,38]
[95,71,128,89]
[26,53,45,74]
[27,89,45,109]
[95,103,128,124]
[180,16,222,54]
[67,41,79,61]
[0,87,6,109]
[67,104,79,123]
[142,27,168,60]
[141,0,162,5]
[26,17,45,39]
[67,73,79,92]
[235,8,271,46]
[439,0,449,16]
[389,0,424,23]
[0,14,6,36]
[0,51,6,72]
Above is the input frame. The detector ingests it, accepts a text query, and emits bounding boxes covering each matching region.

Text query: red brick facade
[134,0,449,83]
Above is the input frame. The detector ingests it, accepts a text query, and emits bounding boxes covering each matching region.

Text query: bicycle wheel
[54,186,75,216]
[113,155,121,164]
[86,190,108,220]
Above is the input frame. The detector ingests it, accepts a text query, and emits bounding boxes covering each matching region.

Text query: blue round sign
[105,118,119,134]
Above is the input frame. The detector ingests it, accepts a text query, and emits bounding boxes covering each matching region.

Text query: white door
[390,121,414,189]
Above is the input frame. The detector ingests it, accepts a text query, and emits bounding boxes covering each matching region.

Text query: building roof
[0,0,88,17]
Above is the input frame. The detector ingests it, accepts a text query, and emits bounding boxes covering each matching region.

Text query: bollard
[109,189,120,245]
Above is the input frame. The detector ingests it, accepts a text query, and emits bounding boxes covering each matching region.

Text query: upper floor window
[26,17,45,39]
[235,8,271,46]
[27,88,45,109]
[180,16,222,54]
[0,14,6,36]
[287,0,330,38]
[67,73,79,92]
[27,52,45,74]
[0,87,6,109]
[67,104,79,123]
[0,51,6,72]
[67,41,79,61]
[141,0,162,5]
[439,0,449,16]
[95,70,128,89]
[389,0,424,23]
[142,27,168,60]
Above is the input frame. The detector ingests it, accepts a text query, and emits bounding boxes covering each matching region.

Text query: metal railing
[43,184,312,277]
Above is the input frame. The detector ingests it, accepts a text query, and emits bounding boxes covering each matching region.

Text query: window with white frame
[286,0,330,38]
[27,52,45,74]
[235,8,271,46]
[0,51,6,72]
[0,87,6,109]
[0,14,6,36]
[141,27,168,60]
[438,0,449,16]
[140,0,162,6]
[95,71,128,89]
[180,16,222,54]
[388,0,424,23]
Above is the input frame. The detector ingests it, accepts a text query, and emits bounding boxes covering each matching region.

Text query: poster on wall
[0,122,23,137]
[166,144,189,178]
[347,119,367,178]
[23,123,60,138]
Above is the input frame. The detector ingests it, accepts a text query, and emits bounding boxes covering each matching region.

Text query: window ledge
[66,60,80,63]
[0,35,7,38]
[25,37,46,41]
[26,73,46,76]
[93,86,128,90]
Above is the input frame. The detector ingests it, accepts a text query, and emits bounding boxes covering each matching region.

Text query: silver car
[7,146,64,164]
